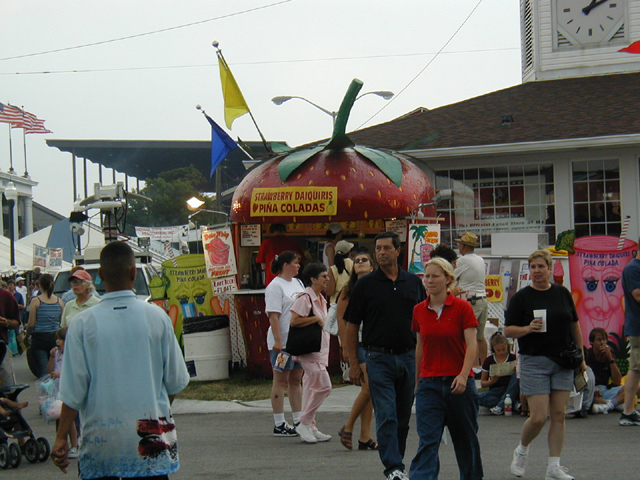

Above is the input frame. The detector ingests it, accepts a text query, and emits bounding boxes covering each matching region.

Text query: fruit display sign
[485,275,504,302]
[202,227,237,278]
[250,187,338,217]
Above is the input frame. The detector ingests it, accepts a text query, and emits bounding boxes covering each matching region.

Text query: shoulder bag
[286,295,322,356]
[548,342,583,370]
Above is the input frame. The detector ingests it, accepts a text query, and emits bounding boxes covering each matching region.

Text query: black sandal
[358,439,378,450]
[338,426,352,450]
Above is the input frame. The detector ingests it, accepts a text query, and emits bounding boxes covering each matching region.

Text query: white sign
[211,276,238,295]
[135,225,187,242]
[407,223,441,275]
[240,224,261,247]
[517,262,532,290]
[202,227,237,278]
[385,219,408,241]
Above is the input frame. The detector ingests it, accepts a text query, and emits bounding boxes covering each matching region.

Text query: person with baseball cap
[61,270,101,328]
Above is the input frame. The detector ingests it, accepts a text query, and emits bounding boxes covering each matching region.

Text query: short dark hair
[430,244,458,264]
[269,223,286,234]
[100,241,135,285]
[301,263,327,287]
[375,231,400,249]
[589,327,608,343]
[6,279,15,286]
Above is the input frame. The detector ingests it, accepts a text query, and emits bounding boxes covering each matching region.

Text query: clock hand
[582,0,609,15]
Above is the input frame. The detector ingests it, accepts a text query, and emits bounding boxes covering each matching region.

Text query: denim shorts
[519,354,573,396]
[269,350,302,371]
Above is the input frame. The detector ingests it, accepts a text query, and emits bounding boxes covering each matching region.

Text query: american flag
[0,103,25,126]
[9,108,52,134]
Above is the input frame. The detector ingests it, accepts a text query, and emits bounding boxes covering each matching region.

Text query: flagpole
[7,123,15,173]
[214,43,272,154]
[197,106,254,162]
[20,105,28,177]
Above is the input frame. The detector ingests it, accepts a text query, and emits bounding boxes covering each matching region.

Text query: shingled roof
[348,72,640,151]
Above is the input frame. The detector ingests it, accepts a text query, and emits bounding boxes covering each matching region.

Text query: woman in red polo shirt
[410,257,483,480]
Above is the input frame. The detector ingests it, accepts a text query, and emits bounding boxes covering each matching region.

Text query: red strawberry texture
[231,147,435,223]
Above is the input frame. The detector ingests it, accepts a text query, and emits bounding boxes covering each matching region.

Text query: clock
[554,0,627,47]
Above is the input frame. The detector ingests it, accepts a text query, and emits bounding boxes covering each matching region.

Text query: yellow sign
[485,275,504,302]
[250,187,338,217]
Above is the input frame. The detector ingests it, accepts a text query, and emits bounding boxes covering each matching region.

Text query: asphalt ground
[3,353,639,480]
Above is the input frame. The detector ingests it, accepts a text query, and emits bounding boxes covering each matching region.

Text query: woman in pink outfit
[289,263,332,443]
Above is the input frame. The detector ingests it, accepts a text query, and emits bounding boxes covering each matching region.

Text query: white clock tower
[522,0,640,82]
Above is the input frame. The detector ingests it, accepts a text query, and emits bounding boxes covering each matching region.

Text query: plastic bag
[324,303,339,336]
[36,374,61,422]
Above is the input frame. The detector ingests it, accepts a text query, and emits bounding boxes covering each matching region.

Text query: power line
[356,0,486,130]
[0,0,292,62]
[0,47,518,76]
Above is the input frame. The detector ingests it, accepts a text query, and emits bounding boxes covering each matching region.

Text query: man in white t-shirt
[15,277,28,302]
[454,232,489,372]
[51,242,189,479]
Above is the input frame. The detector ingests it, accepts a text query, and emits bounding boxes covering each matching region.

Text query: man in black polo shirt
[344,232,426,480]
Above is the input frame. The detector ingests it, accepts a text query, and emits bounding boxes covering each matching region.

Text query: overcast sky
[0,0,521,218]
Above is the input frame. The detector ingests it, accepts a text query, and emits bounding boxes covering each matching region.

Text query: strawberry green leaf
[354,146,403,187]
[277,146,324,181]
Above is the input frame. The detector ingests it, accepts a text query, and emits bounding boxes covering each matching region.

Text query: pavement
[3,353,640,479]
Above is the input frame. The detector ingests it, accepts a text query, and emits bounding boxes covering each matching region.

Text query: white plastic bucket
[184,327,231,381]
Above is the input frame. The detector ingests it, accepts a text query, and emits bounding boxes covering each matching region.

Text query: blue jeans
[477,374,520,409]
[365,349,415,477]
[410,376,483,480]
[30,332,56,378]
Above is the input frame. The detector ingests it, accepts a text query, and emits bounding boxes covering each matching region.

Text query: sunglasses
[354,258,370,264]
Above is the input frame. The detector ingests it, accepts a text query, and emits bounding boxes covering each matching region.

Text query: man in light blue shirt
[51,241,189,479]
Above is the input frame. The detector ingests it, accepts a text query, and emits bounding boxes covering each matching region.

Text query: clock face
[555,0,627,46]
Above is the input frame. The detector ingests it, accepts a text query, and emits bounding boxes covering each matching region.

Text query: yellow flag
[217,53,250,130]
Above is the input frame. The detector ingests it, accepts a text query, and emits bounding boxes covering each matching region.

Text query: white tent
[0,235,44,275]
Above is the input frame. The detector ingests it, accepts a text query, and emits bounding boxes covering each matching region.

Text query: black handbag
[285,296,322,356]
[548,342,583,370]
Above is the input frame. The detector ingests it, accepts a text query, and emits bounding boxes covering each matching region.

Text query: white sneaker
[386,469,409,480]
[510,447,527,477]
[312,427,331,442]
[545,465,574,480]
[490,405,504,415]
[296,423,318,443]
[67,447,79,459]
[591,403,609,414]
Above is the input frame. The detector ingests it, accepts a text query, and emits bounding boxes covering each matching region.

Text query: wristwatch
[609,360,616,365]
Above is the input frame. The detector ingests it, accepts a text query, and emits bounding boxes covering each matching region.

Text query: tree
[125,166,218,234]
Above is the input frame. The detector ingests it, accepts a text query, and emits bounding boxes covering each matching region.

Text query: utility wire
[0,47,518,76]
[356,0,485,130]
[0,0,292,62]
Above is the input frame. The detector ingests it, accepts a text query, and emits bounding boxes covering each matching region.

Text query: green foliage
[125,166,215,234]
[556,229,576,254]
[609,332,630,376]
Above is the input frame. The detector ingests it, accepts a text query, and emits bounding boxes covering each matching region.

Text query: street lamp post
[272,90,394,127]
[4,181,18,268]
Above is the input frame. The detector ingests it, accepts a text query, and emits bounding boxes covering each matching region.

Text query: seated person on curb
[585,327,624,414]
[479,332,520,415]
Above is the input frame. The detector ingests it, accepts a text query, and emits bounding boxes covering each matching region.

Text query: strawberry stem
[325,79,363,150]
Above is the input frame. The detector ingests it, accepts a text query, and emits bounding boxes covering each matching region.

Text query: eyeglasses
[70,279,86,285]
[354,258,370,264]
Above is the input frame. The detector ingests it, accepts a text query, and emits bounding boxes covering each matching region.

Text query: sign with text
[407,223,440,275]
[49,248,63,268]
[135,225,186,242]
[33,245,48,268]
[240,224,261,247]
[485,275,504,302]
[202,227,237,278]
[250,187,338,217]
[211,276,238,295]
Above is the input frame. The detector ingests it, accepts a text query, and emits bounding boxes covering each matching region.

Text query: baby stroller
[0,384,50,469]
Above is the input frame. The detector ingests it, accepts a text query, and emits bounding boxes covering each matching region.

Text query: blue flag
[205,114,238,177]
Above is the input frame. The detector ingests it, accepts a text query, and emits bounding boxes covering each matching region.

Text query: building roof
[348,72,640,151]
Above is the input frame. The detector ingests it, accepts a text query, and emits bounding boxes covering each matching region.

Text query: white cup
[533,309,547,333]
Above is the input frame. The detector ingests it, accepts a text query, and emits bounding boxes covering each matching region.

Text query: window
[435,164,555,248]
[572,159,620,237]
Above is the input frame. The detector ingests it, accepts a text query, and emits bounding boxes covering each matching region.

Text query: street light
[4,181,18,268]
[271,90,394,127]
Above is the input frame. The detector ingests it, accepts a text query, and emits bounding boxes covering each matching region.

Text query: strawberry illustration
[231,79,434,223]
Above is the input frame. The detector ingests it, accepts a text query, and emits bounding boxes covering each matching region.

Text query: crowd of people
[2,231,640,480]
